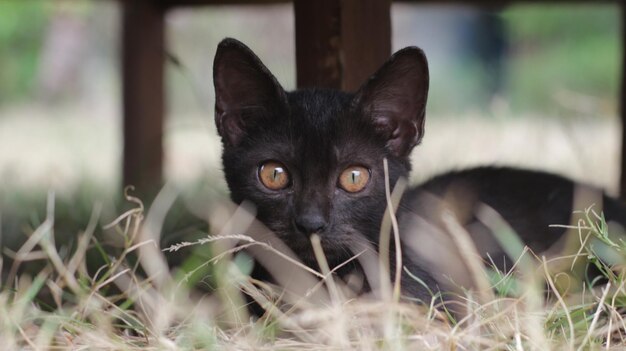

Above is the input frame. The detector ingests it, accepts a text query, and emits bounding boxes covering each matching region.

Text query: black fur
[213,38,626,302]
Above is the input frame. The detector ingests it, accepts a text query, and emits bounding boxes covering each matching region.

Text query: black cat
[212,38,626,302]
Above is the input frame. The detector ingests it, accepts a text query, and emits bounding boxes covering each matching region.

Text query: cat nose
[294,213,328,235]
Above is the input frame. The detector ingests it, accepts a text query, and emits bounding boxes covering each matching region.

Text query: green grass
[0,1,49,103]
[503,4,620,115]
[425,4,620,115]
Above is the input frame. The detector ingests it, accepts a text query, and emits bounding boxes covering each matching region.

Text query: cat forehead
[237,89,381,164]
[279,89,383,154]
[286,89,354,128]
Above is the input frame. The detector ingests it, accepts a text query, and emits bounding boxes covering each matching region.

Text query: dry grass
[2,182,626,350]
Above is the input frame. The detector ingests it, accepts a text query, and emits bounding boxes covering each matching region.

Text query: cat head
[213,38,429,265]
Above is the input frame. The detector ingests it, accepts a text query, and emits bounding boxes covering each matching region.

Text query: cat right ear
[213,38,287,146]
[352,47,429,157]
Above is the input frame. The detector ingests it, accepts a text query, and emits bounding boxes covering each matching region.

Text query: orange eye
[258,161,290,190]
[338,166,370,193]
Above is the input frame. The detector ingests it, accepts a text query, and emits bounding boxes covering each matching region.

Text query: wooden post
[294,0,391,91]
[294,0,342,89]
[618,3,626,198]
[340,0,392,91]
[619,3,626,199]
[121,0,165,196]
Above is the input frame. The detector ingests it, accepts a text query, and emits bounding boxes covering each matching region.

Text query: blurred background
[0,1,621,252]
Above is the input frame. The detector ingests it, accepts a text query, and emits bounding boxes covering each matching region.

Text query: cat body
[213,38,625,301]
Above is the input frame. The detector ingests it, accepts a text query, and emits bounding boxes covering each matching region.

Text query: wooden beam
[398,0,616,4]
[160,0,289,7]
[122,0,165,196]
[294,0,391,91]
[152,0,620,8]
[156,0,619,8]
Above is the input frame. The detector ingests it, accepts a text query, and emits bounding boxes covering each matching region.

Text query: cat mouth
[272,229,361,265]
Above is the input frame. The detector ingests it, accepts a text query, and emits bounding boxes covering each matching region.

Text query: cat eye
[258,161,290,190]
[338,166,370,193]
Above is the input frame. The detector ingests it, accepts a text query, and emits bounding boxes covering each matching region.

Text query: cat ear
[352,47,429,157]
[213,38,287,146]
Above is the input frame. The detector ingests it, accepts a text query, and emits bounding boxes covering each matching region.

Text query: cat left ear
[213,38,287,146]
[352,47,429,157]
